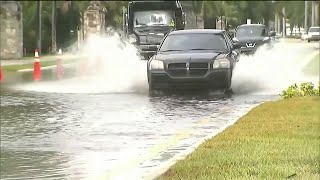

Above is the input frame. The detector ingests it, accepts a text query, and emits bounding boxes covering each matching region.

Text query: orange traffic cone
[0,65,3,82]
[33,49,41,81]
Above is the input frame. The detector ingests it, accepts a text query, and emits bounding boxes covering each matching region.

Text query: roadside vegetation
[16,1,317,55]
[281,82,319,99]
[158,95,320,180]
[2,60,75,72]
[158,56,319,179]
[21,54,57,60]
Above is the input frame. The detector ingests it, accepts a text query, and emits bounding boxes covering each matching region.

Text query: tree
[102,1,127,29]
[21,1,38,54]
[192,1,203,27]
[203,1,238,29]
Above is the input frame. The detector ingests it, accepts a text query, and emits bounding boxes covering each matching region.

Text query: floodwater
[0,37,318,180]
[0,86,278,180]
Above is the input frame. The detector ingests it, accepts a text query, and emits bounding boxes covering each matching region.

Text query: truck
[122,1,186,60]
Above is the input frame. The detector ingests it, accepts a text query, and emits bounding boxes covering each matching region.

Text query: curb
[0,55,80,67]
[143,104,263,180]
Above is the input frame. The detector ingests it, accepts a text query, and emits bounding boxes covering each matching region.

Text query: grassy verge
[303,53,320,76]
[2,61,75,72]
[158,96,320,180]
[21,54,56,60]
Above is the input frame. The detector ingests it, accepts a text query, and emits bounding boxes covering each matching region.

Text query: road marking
[93,116,212,180]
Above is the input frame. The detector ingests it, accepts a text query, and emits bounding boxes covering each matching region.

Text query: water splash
[13,33,148,94]
[12,34,318,95]
[231,40,319,95]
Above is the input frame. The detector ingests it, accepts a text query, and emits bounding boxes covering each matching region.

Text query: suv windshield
[309,27,320,32]
[160,33,228,52]
[236,26,267,37]
[133,10,174,27]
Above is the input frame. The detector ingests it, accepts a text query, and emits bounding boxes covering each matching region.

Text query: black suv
[147,29,240,92]
[232,24,276,54]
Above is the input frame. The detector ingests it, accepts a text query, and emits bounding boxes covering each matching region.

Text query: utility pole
[78,12,82,49]
[311,1,315,26]
[221,1,224,30]
[52,1,57,54]
[275,13,278,32]
[282,7,286,37]
[305,1,308,30]
[272,1,276,31]
[38,1,42,55]
[315,1,319,26]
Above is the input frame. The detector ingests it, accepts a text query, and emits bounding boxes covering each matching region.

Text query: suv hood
[236,36,267,42]
[153,51,227,63]
[308,32,320,35]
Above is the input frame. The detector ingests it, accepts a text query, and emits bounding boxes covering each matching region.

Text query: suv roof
[238,24,266,27]
[169,29,225,35]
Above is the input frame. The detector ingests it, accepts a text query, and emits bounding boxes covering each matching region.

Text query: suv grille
[167,62,209,77]
[246,43,256,47]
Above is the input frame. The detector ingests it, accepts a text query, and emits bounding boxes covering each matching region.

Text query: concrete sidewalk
[0,53,80,66]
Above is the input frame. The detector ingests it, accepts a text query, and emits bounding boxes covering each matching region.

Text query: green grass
[2,61,75,72]
[303,53,320,76]
[158,96,320,180]
[21,53,56,60]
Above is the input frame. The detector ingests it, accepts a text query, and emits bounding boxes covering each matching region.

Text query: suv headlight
[212,58,230,69]
[150,60,164,70]
[263,37,270,41]
[232,37,239,42]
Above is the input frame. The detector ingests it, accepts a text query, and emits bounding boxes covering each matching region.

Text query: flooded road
[1,40,318,180]
[1,86,278,180]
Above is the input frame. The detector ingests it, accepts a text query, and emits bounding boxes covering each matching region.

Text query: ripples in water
[0,87,277,179]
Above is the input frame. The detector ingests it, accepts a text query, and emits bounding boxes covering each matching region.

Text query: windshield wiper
[151,23,167,26]
[188,48,226,52]
[160,50,183,52]
[135,23,148,27]
[188,48,215,50]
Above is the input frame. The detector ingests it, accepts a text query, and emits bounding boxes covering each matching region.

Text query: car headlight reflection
[263,37,270,41]
[212,58,230,69]
[150,60,164,70]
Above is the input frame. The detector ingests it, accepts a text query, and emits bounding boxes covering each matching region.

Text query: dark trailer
[123,1,186,60]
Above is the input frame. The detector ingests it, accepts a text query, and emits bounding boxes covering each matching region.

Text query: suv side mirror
[233,42,241,49]
[269,31,276,37]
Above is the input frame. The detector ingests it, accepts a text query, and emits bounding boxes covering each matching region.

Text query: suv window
[160,33,228,52]
[309,27,320,33]
[236,25,268,37]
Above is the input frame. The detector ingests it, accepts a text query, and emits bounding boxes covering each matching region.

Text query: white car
[307,26,320,42]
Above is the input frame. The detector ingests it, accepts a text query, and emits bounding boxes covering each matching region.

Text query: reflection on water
[0,87,277,180]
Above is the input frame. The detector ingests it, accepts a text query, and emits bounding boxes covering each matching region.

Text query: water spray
[11,34,318,96]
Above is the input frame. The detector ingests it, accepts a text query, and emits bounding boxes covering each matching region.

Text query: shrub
[280,82,320,99]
